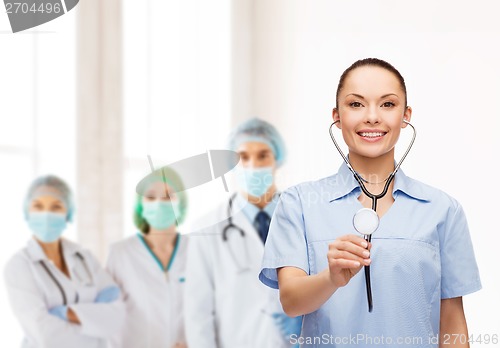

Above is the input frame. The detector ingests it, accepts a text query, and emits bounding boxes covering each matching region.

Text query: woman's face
[29,195,67,215]
[142,181,177,203]
[333,66,411,160]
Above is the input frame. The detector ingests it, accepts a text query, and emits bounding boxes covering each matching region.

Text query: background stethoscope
[222,193,280,274]
[329,119,417,312]
[222,193,252,273]
[39,252,94,305]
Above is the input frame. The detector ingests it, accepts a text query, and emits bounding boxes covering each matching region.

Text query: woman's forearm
[278,268,338,317]
[439,297,469,348]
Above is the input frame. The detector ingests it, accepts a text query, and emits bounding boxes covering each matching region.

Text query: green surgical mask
[141,201,179,230]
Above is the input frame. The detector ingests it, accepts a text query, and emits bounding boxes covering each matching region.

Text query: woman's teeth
[359,132,385,137]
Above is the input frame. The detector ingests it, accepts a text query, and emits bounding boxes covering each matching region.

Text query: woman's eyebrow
[345,93,400,100]
[380,93,399,99]
[345,93,365,99]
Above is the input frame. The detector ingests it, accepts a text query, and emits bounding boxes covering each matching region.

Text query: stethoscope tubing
[222,194,251,273]
[329,119,417,312]
[39,251,92,306]
[222,193,280,273]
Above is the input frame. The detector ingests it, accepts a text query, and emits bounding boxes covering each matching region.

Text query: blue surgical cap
[23,175,75,222]
[227,118,287,167]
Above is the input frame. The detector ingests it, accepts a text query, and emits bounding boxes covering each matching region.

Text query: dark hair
[335,58,407,108]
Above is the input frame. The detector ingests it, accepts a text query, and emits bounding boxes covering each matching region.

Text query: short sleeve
[259,187,309,289]
[439,202,482,299]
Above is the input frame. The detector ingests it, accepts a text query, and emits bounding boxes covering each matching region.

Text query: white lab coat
[3,238,126,348]
[184,201,289,348]
[106,233,188,348]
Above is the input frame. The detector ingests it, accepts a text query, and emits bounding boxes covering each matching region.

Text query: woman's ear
[332,108,341,129]
[402,106,412,128]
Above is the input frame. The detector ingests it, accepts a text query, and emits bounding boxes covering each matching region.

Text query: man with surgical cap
[185,118,302,348]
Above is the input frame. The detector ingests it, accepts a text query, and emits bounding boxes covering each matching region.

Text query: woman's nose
[365,106,380,124]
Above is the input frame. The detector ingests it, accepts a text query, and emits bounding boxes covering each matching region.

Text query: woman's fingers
[326,234,372,287]
[328,257,363,269]
[329,235,371,264]
[329,250,371,266]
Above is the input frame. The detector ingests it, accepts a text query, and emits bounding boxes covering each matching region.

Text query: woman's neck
[348,149,395,184]
[145,225,178,251]
[36,238,62,261]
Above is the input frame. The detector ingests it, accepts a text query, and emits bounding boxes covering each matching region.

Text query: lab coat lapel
[133,235,170,281]
[26,238,47,262]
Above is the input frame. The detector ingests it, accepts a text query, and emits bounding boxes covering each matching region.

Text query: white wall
[248,0,500,343]
[0,8,77,346]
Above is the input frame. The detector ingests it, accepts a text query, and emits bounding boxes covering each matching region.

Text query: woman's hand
[67,308,81,324]
[327,234,371,288]
[172,343,187,348]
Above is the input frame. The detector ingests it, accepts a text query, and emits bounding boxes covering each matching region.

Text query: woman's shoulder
[177,232,190,253]
[403,175,462,210]
[3,243,33,280]
[108,234,141,254]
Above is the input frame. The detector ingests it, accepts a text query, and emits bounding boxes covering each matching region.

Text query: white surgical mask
[28,212,67,242]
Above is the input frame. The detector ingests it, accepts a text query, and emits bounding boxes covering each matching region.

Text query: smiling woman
[333,63,412,190]
[259,58,482,348]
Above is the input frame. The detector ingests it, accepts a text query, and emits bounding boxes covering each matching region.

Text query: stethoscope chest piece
[353,208,379,236]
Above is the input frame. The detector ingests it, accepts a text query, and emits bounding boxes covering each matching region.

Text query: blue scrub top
[259,163,481,347]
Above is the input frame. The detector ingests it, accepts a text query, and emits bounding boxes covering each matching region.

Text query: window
[0,14,76,345]
[122,0,232,235]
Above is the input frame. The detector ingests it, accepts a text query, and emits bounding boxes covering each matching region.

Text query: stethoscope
[222,193,279,274]
[39,252,94,305]
[329,119,417,312]
[222,194,252,273]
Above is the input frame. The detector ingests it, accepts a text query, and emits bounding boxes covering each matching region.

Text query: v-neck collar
[137,232,181,272]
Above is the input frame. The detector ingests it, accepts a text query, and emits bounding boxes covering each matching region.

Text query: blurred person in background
[107,167,189,348]
[4,175,125,348]
[185,118,302,348]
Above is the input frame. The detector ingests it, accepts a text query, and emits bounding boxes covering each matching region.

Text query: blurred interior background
[1,0,499,345]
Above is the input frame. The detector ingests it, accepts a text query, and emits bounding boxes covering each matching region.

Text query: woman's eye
[381,101,395,107]
[349,102,362,108]
[31,203,43,210]
[160,193,172,201]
